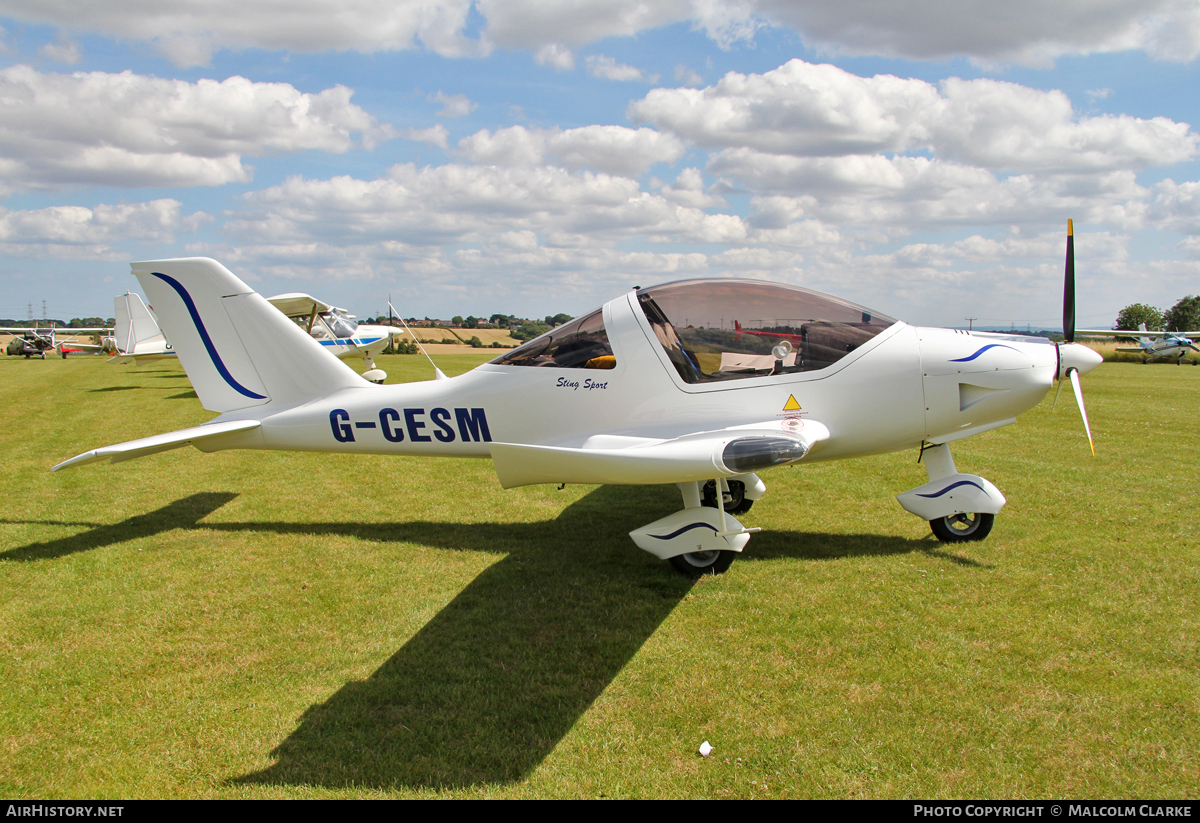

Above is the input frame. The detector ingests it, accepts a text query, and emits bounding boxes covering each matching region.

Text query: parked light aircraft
[107,291,176,364]
[1078,323,1200,365]
[53,225,1102,576]
[266,293,400,383]
[1,325,112,359]
[109,290,401,379]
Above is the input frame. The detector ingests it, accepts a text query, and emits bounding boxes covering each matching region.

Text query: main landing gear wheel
[669,549,737,577]
[701,479,753,515]
[929,512,994,543]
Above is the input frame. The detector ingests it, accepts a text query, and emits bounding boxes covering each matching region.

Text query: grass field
[1,353,1197,798]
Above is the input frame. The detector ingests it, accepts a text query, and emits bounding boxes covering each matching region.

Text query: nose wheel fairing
[896,473,1006,521]
[898,443,1006,542]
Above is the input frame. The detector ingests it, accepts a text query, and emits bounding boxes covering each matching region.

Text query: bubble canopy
[491,278,896,382]
[637,279,896,383]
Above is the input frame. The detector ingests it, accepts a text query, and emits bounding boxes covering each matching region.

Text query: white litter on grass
[698,741,713,757]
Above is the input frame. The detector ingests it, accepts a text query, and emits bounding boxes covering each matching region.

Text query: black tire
[669,550,737,577]
[930,512,994,543]
[701,479,754,515]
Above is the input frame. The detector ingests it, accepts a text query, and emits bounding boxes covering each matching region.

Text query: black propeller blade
[1063,218,1075,344]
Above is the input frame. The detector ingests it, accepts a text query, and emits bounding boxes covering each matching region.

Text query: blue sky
[0,1,1197,329]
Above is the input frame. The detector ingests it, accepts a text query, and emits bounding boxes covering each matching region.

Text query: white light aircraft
[266,293,401,383]
[1078,323,1200,365]
[108,291,176,364]
[53,225,1102,576]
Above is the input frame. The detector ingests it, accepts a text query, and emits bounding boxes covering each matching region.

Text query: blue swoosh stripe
[649,522,721,540]
[917,480,987,499]
[317,338,382,347]
[151,272,267,400]
[950,344,1019,362]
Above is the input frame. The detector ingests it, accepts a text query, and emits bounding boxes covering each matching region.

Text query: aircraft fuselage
[210,291,1065,470]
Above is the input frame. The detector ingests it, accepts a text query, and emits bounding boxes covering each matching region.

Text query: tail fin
[132,257,364,413]
[114,292,167,354]
[1137,322,1153,348]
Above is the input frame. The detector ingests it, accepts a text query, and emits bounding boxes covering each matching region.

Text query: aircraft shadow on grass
[0,492,239,561]
[1,485,983,790]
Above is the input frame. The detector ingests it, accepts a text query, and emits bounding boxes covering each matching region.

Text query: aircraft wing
[51,420,261,471]
[1078,329,1200,338]
[266,293,336,318]
[489,420,830,488]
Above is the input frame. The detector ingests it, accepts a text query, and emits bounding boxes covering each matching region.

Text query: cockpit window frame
[488,307,617,371]
[626,279,904,393]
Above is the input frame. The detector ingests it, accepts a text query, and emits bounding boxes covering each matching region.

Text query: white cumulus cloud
[0,0,479,67]
[585,54,657,83]
[3,0,1199,67]
[0,66,396,190]
[632,60,1197,174]
[221,163,747,254]
[432,90,477,118]
[753,0,1200,65]
[0,199,192,258]
[534,43,575,70]
[457,125,684,176]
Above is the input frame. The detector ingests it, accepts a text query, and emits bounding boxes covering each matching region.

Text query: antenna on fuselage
[387,300,448,381]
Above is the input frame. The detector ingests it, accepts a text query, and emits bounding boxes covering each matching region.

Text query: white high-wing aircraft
[53,233,1101,576]
[107,291,176,364]
[109,290,401,379]
[266,293,400,383]
[1078,324,1200,365]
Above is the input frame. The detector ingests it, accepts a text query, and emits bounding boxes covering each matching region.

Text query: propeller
[1053,218,1097,456]
[1063,218,1075,344]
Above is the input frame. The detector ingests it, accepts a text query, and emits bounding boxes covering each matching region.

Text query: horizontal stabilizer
[51,420,261,471]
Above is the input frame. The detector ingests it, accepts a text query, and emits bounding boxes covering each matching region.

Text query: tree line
[0,317,114,328]
[1114,296,1200,332]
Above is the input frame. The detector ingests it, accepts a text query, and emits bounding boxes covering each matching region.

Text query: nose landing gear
[897,443,1005,544]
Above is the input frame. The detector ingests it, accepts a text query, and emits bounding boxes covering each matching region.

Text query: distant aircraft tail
[1137,322,1153,349]
[114,292,165,353]
[132,258,366,413]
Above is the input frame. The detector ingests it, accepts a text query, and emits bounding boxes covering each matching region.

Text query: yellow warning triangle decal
[783,394,802,411]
